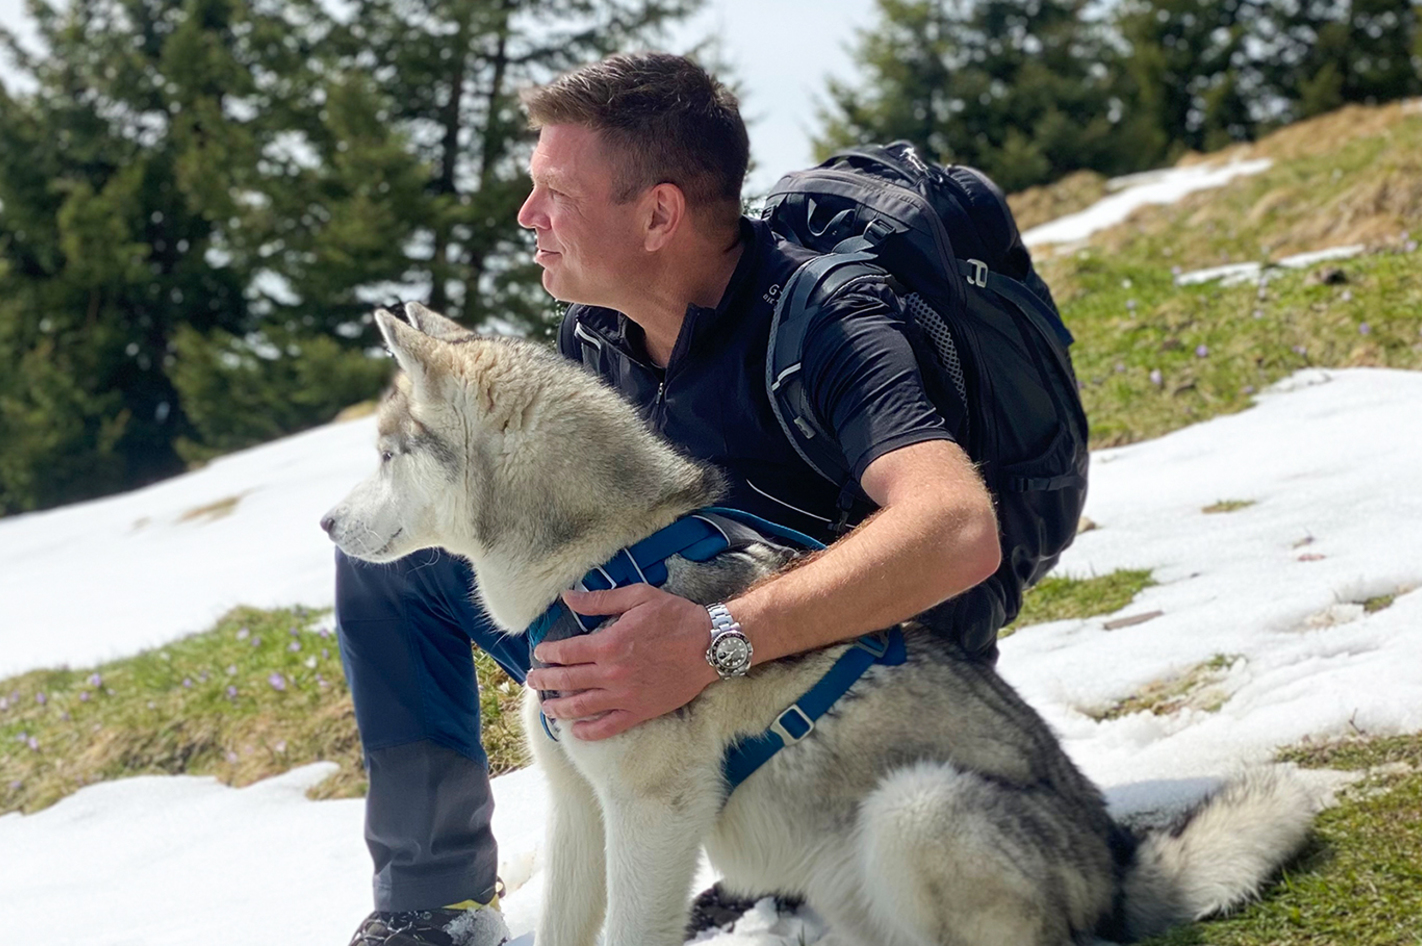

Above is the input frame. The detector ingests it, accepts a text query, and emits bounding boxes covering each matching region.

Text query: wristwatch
[705,603,753,678]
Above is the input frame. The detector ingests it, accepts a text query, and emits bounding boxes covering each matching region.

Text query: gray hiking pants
[334,548,531,911]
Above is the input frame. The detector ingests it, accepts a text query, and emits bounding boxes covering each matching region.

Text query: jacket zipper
[574,319,671,431]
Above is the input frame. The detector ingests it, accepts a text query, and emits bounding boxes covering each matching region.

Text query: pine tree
[1256,0,1422,121]
[0,0,703,512]
[322,0,700,335]
[815,0,1131,191]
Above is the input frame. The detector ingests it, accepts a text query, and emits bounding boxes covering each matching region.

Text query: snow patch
[1022,159,1273,248]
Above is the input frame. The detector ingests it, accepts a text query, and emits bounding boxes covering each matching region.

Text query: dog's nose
[319,514,336,536]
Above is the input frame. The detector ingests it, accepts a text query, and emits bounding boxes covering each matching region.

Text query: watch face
[714,635,750,668]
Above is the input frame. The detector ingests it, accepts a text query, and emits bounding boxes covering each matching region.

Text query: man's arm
[524,437,1000,740]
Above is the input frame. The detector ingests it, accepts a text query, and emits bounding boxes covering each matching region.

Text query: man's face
[517,124,647,307]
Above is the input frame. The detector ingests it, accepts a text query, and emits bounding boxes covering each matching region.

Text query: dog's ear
[376,308,446,400]
[401,301,475,342]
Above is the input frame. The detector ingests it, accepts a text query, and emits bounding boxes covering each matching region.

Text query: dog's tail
[1115,767,1316,941]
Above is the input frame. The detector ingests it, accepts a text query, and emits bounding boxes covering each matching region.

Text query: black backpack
[761,142,1089,642]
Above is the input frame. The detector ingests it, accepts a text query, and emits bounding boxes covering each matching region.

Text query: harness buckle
[769,704,815,745]
[852,631,890,659]
[965,258,989,288]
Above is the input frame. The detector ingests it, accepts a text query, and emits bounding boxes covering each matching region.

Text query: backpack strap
[956,259,1075,349]
[765,244,889,494]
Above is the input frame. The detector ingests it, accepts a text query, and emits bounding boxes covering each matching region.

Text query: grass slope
[1142,734,1422,946]
[0,606,525,815]
[1036,101,1422,448]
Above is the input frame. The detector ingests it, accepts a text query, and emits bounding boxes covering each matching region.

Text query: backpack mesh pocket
[904,292,968,409]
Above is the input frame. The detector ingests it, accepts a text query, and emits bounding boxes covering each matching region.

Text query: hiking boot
[347,905,509,946]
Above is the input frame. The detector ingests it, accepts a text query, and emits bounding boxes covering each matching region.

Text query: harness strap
[524,508,823,741]
[721,626,907,795]
[523,507,909,798]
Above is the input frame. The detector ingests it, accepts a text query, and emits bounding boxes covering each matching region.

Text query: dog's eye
[381,450,394,463]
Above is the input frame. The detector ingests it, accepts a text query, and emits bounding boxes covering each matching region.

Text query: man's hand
[525,584,720,741]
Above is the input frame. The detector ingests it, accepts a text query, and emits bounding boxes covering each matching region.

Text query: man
[338,52,1000,946]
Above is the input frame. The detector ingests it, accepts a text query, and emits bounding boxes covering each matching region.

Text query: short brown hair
[522,53,749,225]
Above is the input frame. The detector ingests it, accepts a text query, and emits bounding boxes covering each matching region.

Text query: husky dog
[324,303,1316,946]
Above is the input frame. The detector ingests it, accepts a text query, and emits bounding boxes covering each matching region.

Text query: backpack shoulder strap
[765,244,887,490]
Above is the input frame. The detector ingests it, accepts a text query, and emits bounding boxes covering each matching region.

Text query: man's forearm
[727,491,1000,663]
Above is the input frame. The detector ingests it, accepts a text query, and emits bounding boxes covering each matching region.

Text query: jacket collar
[577,216,772,367]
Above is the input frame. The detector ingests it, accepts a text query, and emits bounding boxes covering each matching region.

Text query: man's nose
[517,187,543,230]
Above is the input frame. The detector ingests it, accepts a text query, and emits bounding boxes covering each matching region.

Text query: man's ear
[644,182,687,252]
[376,308,446,400]
[401,301,475,342]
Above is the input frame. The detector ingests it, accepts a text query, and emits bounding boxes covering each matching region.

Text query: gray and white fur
[323,303,1317,946]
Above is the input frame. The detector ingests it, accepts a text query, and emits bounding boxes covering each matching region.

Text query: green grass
[1004,568,1156,635]
[1141,732,1422,946]
[1363,594,1397,614]
[0,606,526,814]
[1048,247,1422,448]
[1204,499,1257,514]
[1035,106,1422,449]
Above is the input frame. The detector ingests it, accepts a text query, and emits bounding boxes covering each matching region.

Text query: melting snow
[1022,158,1273,248]
[1,367,1419,943]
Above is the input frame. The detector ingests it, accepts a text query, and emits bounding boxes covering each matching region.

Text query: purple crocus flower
[288,641,301,653]
[88,673,102,688]
[268,672,287,692]
[236,627,250,640]
[1149,369,1163,387]
[80,692,90,702]
[27,737,39,751]
[1195,344,1209,358]
[227,686,239,699]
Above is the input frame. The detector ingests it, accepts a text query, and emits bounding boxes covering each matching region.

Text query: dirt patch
[1088,654,1240,721]
[1008,170,1109,232]
[178,493,247,523]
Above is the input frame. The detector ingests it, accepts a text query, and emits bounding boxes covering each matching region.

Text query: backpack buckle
[965,258,989,288]
[863,217,896,245]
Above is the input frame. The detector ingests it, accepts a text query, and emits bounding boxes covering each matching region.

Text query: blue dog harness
[523,507,907,795]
